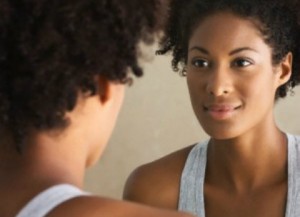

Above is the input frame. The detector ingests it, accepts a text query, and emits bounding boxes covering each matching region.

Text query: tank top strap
[178,140,209,217]
[285,133,300,217]
[16,184,90,217]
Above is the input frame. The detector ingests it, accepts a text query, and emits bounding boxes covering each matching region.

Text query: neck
[0,131,87,190]
[206,115,287,193]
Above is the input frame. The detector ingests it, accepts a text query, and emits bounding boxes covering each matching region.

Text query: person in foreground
[0,0,195,217]
[123,0,300,216]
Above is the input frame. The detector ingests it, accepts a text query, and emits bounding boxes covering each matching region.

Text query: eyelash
[191,59,209,68]
[190,58,254,68]
[231,58,253,67]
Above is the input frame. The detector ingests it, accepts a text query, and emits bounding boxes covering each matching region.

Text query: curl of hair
[157,0,300,98]
[0,0,166,150]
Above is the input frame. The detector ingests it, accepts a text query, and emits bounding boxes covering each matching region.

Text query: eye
[232,58,253,67]
[191,59,210,68]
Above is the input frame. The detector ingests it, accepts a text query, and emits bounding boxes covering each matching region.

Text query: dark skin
[124,145,194,209]
[124,12,293,217]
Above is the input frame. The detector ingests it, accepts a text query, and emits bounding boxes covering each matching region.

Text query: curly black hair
[157,0,300,99]
[0,0,166,150]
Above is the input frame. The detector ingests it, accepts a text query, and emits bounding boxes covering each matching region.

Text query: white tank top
[178,133,300,217]
[16,184,89,217]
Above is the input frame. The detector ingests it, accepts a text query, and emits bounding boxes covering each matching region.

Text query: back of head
[0,0,166,151]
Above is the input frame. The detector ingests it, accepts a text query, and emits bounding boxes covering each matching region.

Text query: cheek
[187,75,203,102]
[239,73,277,111]
[187,71,205,91]
[186,76,208,123]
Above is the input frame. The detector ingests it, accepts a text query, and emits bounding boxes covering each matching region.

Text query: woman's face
[186,12,289,139]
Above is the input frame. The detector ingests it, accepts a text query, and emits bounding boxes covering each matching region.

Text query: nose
[206,67,233,96]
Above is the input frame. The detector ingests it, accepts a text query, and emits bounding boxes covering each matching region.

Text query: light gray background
[84,43,300,199]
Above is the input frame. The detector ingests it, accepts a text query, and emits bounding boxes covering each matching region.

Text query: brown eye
[191,59,209,68]
[232,58,252,67]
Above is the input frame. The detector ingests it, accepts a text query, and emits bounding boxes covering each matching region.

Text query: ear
[276,52,293,87]
[96,76,125,106]
[96,76,112,104]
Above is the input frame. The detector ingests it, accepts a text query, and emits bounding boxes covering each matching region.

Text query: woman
[123,0,300,216]
[0,0,195,216]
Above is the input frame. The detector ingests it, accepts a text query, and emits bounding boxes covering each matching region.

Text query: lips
[204,104,240,111]
[203,104,241,120]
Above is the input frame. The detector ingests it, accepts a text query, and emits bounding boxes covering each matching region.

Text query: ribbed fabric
[178,134,300,217]
[16,184,89,217]
[178,140,208,217]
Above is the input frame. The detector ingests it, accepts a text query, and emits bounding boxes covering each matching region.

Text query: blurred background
[84,43,300,199]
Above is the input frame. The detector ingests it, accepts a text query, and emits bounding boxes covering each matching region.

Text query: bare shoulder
[46,195,195,217]
[123,145,196,209]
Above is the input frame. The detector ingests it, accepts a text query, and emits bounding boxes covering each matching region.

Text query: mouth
[203,104,242,120]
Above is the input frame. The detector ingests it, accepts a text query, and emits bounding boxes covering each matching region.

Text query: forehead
[188,12,269,52]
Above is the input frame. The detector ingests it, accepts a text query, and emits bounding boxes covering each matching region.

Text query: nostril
[209,89,229,96]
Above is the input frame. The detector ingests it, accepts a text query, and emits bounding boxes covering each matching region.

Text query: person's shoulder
[123,144,196,209]
[46,195,194,217]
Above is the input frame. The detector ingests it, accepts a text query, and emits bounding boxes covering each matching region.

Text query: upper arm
[123,145,195,209]
[123,164,161,205]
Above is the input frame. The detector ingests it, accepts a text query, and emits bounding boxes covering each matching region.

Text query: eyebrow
[189,46,258,55]
[189,46,209,55]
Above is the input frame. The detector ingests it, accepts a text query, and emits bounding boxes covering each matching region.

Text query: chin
[202,126,242,140]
